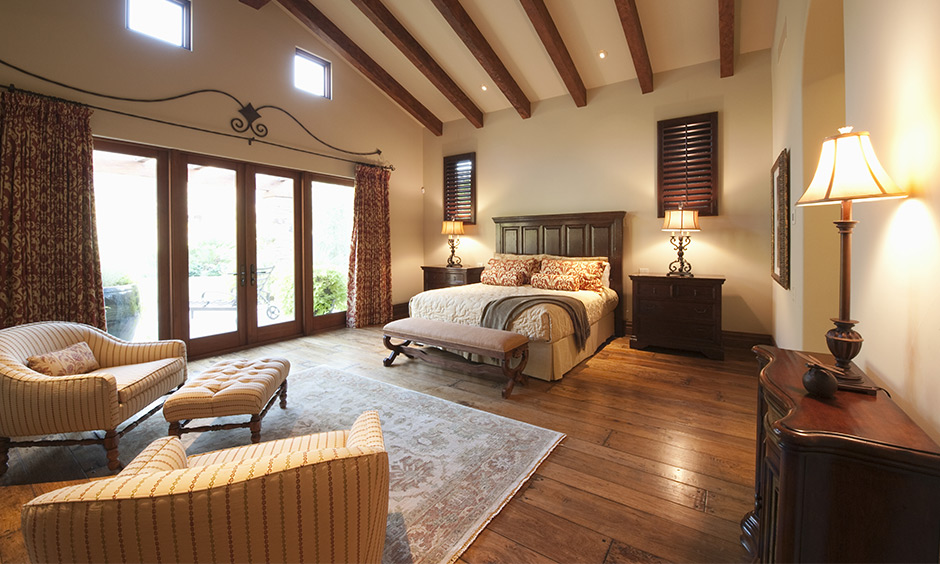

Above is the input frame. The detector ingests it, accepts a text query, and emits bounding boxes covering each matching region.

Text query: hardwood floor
[0,326,759,563]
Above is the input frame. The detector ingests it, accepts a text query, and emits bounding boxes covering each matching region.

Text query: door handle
[239,264,246,287]
[250,263,257,286]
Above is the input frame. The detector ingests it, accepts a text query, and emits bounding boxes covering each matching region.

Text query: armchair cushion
[25,341,99,376]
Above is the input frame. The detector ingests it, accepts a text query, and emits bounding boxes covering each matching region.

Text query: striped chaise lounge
[21,410,390,564]
[0,321,187,475]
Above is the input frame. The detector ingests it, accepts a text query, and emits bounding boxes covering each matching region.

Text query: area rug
[13,366,565,564]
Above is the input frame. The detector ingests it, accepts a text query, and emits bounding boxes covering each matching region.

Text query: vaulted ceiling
[243,0,776,135]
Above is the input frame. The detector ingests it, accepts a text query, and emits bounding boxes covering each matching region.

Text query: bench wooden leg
[278,380,288,409]
[168,421,182,438]
[249,414,262,443]
[383,336,411,366]
[0,437,9,477]
[501,347,530,399]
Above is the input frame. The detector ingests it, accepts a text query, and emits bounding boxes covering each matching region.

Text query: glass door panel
[254,172,296,328]
[311,180,353,316]
[187,164,240,339]
[93,149,160,342]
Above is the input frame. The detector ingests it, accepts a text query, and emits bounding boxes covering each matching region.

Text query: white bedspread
[408,283,619,344]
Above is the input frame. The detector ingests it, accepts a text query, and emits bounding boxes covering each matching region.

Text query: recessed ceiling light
[481,84,488,91]
[598,50,607,59]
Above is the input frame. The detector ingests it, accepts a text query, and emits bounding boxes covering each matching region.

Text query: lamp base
[666,235,694,277]
[826,318,863,378]
[446,238,462,267]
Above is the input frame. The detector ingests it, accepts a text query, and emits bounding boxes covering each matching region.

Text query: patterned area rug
[13,366,564,564]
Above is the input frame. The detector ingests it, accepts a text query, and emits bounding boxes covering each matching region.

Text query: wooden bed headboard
[493,211,626,335]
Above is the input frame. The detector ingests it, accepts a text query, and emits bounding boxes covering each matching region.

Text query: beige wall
[423,51,773,335]
[842,0,940,441]
[770,0,808,349]
[0,0,426,303]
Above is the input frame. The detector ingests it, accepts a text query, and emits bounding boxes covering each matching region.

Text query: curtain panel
[347,165,392,328]
[0,90,105,329]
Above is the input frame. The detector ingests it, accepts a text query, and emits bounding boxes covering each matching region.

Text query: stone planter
[104,284,140,341]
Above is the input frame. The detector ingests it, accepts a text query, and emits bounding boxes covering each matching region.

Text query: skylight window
[126,0,191,50]
[294,49,332,99]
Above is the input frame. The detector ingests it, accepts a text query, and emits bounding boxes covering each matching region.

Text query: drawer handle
[694,307,708,314]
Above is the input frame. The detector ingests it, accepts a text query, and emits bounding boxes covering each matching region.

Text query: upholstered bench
[163,357,290,443]
[382,318,529,398]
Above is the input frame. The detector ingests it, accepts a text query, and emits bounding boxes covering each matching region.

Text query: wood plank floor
[0,327,759,563]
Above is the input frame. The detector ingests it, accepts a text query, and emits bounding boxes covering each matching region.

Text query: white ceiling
[296,0,777,125]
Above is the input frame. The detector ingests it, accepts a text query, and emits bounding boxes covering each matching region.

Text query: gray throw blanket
[480,295,591,351]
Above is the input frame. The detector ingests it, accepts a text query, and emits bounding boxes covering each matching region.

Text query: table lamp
[441,220,464,267]
[797,127,907,373]
[662,208,700,277]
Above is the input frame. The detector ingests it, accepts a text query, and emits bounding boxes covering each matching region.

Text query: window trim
[125,0,192,50]
[443,152,476,225]
[657,111,719,217]
[294,48,332,99]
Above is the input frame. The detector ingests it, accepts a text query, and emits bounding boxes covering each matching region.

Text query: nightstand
[421,265,484,291]
[629,274,725,360]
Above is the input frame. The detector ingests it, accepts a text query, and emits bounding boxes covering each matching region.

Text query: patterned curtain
[347,165,392,328]
[0,90,105,329]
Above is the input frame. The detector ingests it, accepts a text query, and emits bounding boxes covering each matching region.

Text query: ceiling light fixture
[598,50,607,59]
[481,84,488,91]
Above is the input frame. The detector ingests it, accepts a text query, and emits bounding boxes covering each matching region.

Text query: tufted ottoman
[163,357,290,443]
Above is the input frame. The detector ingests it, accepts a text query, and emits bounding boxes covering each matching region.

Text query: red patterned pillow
[539,259,605,292]
[531,272,581,292]
[481,268,526,286]
[485,257,539,282]
[27,342,100,376]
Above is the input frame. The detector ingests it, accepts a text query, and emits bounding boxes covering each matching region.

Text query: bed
[409,211,625,381]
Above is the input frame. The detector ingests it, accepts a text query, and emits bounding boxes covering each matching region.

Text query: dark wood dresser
[629,274,724,359]
[421,265,483,291]
[742,346,940,563]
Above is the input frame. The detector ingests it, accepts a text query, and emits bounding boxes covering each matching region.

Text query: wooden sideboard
[421,265,483,291]
[629,274,724,359]
[741,346,940,563]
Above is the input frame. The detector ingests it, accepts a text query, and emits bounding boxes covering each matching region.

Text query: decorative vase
[802,366,838,398]
[103,284,141,341]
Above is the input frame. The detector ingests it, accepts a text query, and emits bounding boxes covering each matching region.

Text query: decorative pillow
[481,268,526,287]
[541,255,611,288]
[485,257,539,282]
[26,342,100,376]
[539,259,606,292]
[531,272,581,292]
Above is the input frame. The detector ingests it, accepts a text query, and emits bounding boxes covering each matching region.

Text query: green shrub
[313,269,346,316]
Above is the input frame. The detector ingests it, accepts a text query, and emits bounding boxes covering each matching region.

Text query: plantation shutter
[443,152,476,224]
[657,112,718,217]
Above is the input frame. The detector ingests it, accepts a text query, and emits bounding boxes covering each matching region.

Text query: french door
[174,154,302,357]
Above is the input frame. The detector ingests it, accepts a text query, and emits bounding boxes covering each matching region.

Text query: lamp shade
[441,220,465,236]
[662,209,701,232]
[797,127,906,206]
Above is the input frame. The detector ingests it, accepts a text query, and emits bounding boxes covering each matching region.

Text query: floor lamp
[796,127,907,373]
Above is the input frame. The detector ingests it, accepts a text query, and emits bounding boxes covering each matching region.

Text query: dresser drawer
[635,279,720,303]
[637,300,717,323]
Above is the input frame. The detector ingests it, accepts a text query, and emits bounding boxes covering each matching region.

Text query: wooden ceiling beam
[238,0,271,9]
[519,0,586,108]
[275,0,443,136]
[430,0,532,119]
[613,0,653,94]
[718,0,735,77]
[350,0,483,128]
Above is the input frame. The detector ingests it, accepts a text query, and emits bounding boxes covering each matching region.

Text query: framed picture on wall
[771,148,790,289]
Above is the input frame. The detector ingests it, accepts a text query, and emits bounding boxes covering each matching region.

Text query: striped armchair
[22,410,390,564]
[0,321,186,476]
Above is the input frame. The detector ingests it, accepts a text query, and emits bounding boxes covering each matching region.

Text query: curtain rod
[0,59,394,171]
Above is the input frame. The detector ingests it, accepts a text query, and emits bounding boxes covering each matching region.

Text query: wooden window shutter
[443,152,476,224]
[657,112,718,217]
